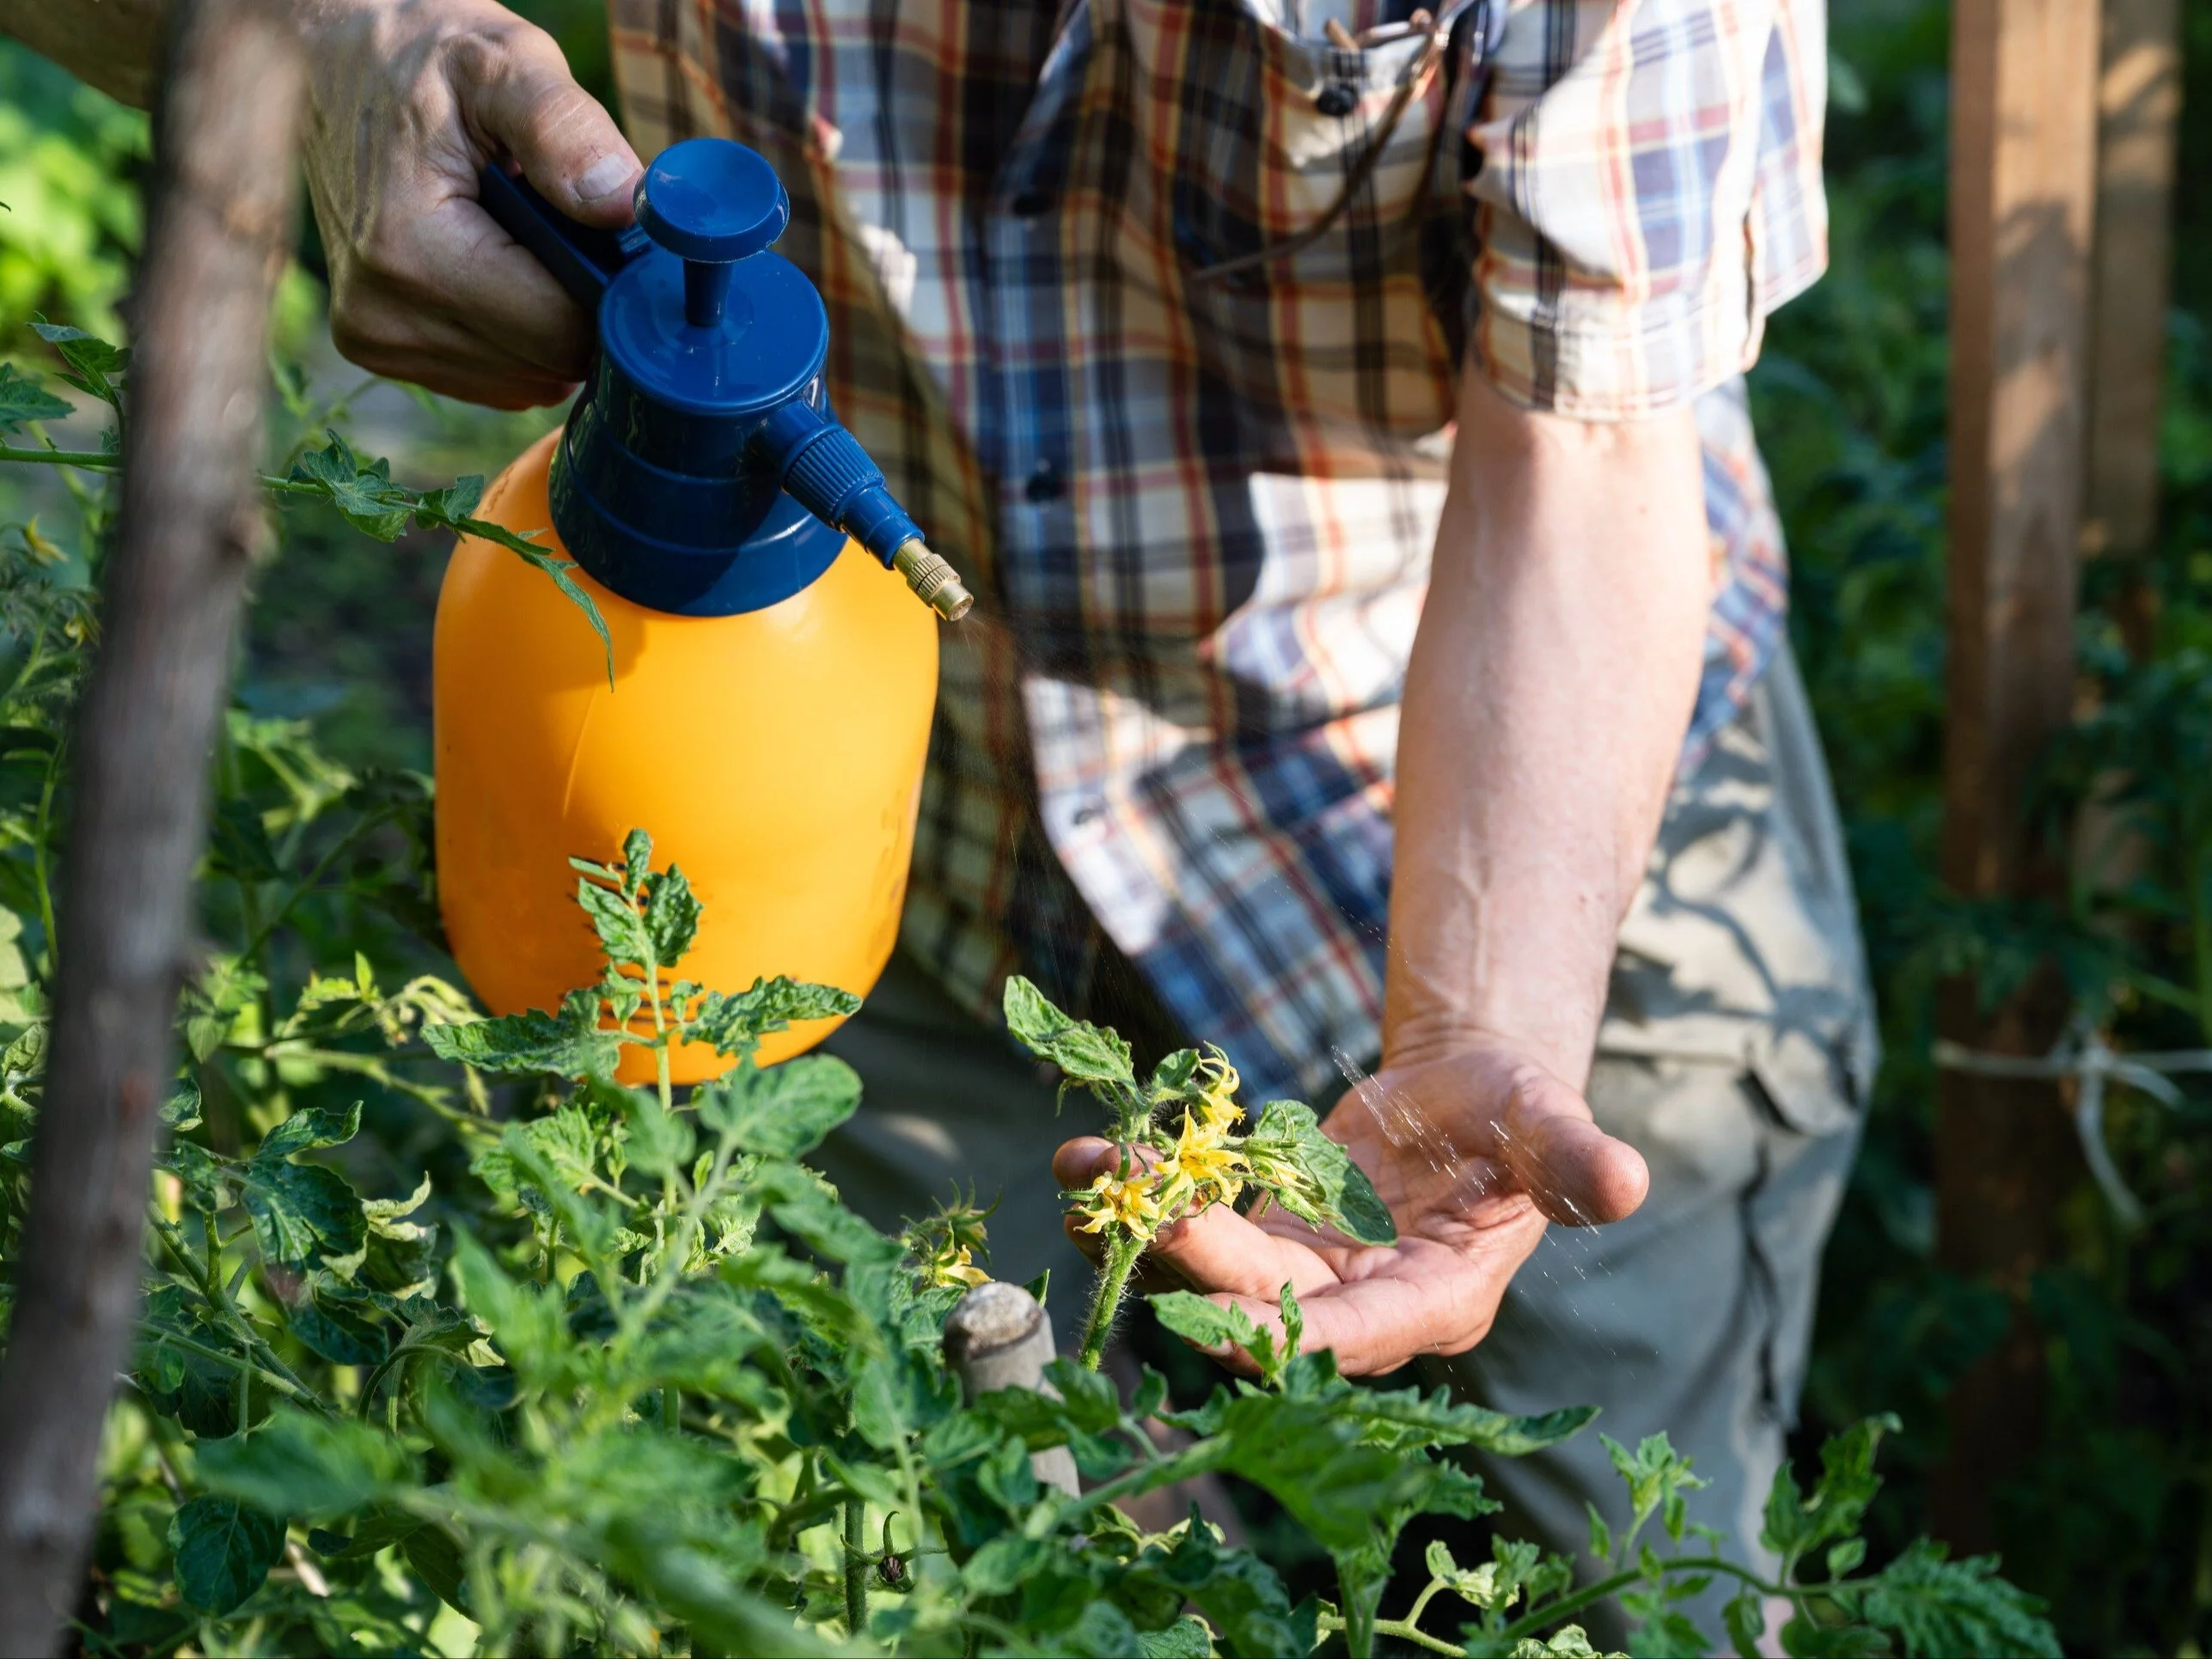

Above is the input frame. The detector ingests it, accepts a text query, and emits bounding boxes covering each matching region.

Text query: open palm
[1054,1044,1649,1376]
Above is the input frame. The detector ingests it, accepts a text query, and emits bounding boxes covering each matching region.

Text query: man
[11,0,1873,1636]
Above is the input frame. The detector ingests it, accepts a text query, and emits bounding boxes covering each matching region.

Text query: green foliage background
[0,0,2204,1651]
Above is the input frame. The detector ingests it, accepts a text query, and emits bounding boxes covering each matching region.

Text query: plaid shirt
[609,0,1828,1101]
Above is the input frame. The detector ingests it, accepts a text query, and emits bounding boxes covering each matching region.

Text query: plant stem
[1078,1234,1144,1370]
[1485,1555,1795,1649]
[842,1497,868,1638]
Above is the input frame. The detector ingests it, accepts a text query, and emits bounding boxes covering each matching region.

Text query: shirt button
[1315,82,1358,117]
[1024,463,1064,503]
[1010,188,1054,218]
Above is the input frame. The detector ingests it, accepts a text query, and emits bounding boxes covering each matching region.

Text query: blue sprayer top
[479,137,971,620]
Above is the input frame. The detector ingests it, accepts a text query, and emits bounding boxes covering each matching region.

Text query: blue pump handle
[477,163,648,309]
[474,144,968,618]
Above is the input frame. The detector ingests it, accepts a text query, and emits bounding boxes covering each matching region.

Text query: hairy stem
[842,1497,868,1638]
[1078,1233,1145,1370]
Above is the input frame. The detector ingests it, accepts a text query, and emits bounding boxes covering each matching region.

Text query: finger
[467,33,642,226]
[1051,1137,1345,1301]
[1496,1070,1649,1226]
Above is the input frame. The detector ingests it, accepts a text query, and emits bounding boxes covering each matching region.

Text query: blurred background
[3,1,2209,1650]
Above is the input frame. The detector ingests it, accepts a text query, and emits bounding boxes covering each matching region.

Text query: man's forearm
[1385,369,1710,1085]
[1,0,169,107]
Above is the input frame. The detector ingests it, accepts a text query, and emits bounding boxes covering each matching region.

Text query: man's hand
[1055,1043,1647,1375]
[1061,370,1709,1377]
[297,0,642,406]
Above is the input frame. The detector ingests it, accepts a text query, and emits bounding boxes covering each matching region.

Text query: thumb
[1496,1070,1649,1227]
[468,35,643,227]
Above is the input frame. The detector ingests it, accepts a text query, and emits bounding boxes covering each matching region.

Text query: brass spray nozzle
[892,539,975,622]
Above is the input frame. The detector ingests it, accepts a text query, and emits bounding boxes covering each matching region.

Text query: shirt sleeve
[1464,0,1829,420]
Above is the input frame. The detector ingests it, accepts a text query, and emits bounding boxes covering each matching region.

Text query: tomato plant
[0,326,2061,1657]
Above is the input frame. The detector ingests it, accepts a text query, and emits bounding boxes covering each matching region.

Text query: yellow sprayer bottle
[437,140,971,1082]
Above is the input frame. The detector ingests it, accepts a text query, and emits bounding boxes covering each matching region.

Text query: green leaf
[241,1158,367,1270]
[0,364,73,432]
[418,474,484,520]
[1148,1290,1280,1382]
[254,1101,362,1162]
[1722,1591,1765,1659]
[1002,976,1136,1092]
[642,865,700,967]
[1846,1539,2060,1659]
[450,1230,568,1382]
[696,1053,862,1157]
[1763,1415,1896,1564]
[623,1090,697,1177]
[1240,1100,1396,1245]
[289,431,414,540]
[196,1411,408,1518]
[168,1497,284,1615]
[1137,1614,1213,1658]
[1604,1433,1706,1543]
[577,875,651,968]
[689,975,861,1057]
[289,1288,388,1365]
[161,1078,203,1131]
[31,319,129,407]
[963,1533,1052,1595]
[423,986,622,1080]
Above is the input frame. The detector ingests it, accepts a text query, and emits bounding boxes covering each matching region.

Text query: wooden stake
[2083,0,2181,658]
[944,1282,1081,1497]
[0,2,302,1648]
[1935,0,2103,1553]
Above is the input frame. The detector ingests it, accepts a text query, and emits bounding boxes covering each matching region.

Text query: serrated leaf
[241,1158,367,1269]
[1002,975,1136,1092]
[577,875,650,967]
[168,1497,284,1614]
[0,363,72,432]
[1138,1614,1213,1657]
[1149,1290,1280,1382]
[623,1091,696,1178]
[197,1410,410,1518]
[1848,1538,2059,1658]
[419,474,484,520]
[290,1289,388,1365]
[254,1101,362,1162]
[689,975,861,1057]
[1240,1100,1396,1245]
[696,1053,862,1158]
[422,986,622,1080]
[450,1230,568,1381]
[1723,1590,1765,1659]
[31,320,128,407]
[161,1078,203,1131]
[642,865,700,967]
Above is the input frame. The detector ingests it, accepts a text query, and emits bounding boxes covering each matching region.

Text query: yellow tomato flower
[1163,1111,1247,1206]
[1192,1049,1245,1136]
[1070,1168,1165,1240]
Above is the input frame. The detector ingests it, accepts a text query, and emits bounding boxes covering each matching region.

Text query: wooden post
[1935,0,2103,1553]
[0,1,302,1649]
[944,1282,1081,1497]
[2082,0,2181,659]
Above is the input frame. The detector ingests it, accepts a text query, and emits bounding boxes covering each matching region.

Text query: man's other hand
[299,0,642,407]
[1053,1043,1648,1376]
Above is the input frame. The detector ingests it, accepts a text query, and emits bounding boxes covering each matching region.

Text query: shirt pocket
[1115,0,1489,290]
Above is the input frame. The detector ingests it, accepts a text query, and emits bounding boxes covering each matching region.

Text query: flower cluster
[902,1193,994,1292]
[1066,1049,1250,1243]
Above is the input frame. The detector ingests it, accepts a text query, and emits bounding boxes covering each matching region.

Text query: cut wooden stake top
[944,1282,1080,1497]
